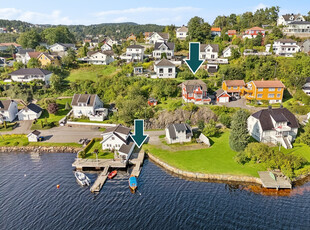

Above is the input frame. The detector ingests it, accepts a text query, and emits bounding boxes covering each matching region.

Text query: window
[277,94,281,98]
[258,88,263,92]
[277,88,282,91]
[159,68,163,73]
[112,137,115,140]
[268,94,275,98]
[211,55,215,58]
[257,94,263,98]
[269,88,275,91]
[168,68,172,73]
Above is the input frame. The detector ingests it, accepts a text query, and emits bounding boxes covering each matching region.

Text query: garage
[215,89,231,103]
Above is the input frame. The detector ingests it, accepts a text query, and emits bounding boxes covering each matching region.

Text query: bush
[13,141,19,146]
[219,114,232,128]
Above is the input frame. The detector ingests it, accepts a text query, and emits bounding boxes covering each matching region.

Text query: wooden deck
[130,151,145,177]
[90,166,109,193]
[258,171,292,189]
[72,158,127,170]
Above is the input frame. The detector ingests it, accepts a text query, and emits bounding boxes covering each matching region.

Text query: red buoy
[57,184,60,189]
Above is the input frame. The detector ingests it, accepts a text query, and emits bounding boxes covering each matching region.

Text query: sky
[0,0,309,26]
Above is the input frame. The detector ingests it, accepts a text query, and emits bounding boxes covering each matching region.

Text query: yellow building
[222,80,245,96]
[244,80,285,103]
[127,34,136,41]
[37,53,59,66]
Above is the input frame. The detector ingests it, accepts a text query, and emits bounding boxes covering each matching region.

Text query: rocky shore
[0,146,82,153]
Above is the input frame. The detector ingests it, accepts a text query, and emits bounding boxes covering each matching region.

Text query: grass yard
[83,140,114,159]
[0,122,16,132]
[156,98,183,111]
[144,131,266,177]
[67,65,120,82]
[31,98,72,130]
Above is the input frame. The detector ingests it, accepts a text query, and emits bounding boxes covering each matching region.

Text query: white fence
[66,121,117,127]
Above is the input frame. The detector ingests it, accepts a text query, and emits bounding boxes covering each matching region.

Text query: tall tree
[229,110,250,152]
[17,29,40,48]
[187,16,211,42]
[27,58,41,68]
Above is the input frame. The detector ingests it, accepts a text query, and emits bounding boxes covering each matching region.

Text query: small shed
[197,133,210,146]
[216,89,230,103]
[148,98,158,106]
[27,130,41,142]
[134,67,143,75]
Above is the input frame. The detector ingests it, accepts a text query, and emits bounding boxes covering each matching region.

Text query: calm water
[1,152,310,230]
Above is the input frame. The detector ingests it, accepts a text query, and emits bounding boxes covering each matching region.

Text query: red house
[243,27,265,38]
[227,30,237,37]
[181,80,211,104]
[216,89,231,103]
[148,98,158,106]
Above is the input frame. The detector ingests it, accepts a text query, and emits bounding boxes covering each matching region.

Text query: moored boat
[129,175,137,192]
[108,170,117,179]
[75,171,91,186]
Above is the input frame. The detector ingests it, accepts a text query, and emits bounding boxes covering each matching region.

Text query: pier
[72,158,126,170]
[90,166,109,193]
[258,171,292,189]
[130,151,145,177]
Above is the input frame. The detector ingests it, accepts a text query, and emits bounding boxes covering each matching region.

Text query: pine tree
[229,110,250,152]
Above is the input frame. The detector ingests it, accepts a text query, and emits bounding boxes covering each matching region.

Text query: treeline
[0,19,33,32]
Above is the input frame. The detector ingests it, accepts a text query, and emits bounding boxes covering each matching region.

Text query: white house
[152,42,174,60]
[302,77,310,95]
[8,68,53,84]
[17,103,42,121]
[266,39,300,57]
[153,59,176,78]
[215,89,231,103]
[165,123,193,144]
[247,107,299,149]
[0,57,5,67]
[277,14,305,26]
[176,26,188,40]
[300,39,310,53]
[101,43,112,51]
[100,125,135,162]
[0,100,18,122]
[71,94,107,121]
[121,45,144,62]
[15,49,35,64]
[200,44,219,60]
[49,43,76,52]
[81,51,114,65]
[282,21,310,37]
[27,130,41,142]
[148,32,169,44]
[222,45,239,58]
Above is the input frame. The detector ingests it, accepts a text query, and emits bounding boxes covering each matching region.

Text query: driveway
[1,120,33,135]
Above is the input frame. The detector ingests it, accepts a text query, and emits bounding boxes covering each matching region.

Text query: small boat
[75,171,91,186]
[129,175,137,192]
[108,170,117,179]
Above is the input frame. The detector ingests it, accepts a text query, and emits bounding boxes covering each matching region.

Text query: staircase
[281,137,292,149]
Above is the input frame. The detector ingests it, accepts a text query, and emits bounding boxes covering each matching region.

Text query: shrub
[219,114,232,128]
[13,141,19,146]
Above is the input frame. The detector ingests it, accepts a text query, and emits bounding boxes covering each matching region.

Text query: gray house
[165,123,193,144]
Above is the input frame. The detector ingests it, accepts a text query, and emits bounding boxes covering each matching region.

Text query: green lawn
[31,98,72,130]
[67,65,119,82]
[144,131,266,177]
[83,140,114,159]
[0,122,16,132]
[156,98,183,111]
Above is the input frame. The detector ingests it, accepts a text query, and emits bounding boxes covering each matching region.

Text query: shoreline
[0,146,82,153]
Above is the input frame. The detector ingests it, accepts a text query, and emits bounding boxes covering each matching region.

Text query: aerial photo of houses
[0,1,310,229]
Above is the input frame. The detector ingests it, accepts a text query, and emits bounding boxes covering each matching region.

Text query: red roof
[227,30,237,34]
[248,27,264,31]
[211,27,221,32]
[251,80,285,88]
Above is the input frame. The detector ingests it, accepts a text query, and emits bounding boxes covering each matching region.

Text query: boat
[75,171,91,186]
[108,170,117,179]
[129,175,137,192]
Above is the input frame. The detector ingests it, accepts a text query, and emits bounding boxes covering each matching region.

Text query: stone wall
[148,153,263,184]
[0,146,82,153]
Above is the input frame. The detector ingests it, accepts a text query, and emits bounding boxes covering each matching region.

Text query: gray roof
[282,14,303,21]
[154,42,174,50]
[157,32,169,40]
[251,108,299,131]
[32,130,41,136]
[119,142,135,155]
[87,50,114,56]
[9,68,52,76]
[289,21,310,25]
[57,43,75,48]
[23,103,42,113]
[215,88,225,96]
[167,123,193,139]
[223,45,238,53]
[155,59,175,67]
[275,39,297,43]
[17,49,35,55]
[200,44,219,52]
[71,94,98,107]
[177,26,188,32]
[0,59,4,65]
[182,80,207,93]
[0,100,15,111]
[127,45,144,49]
[103,124,131,136]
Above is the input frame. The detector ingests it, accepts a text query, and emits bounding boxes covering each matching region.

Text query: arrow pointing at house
[185,42,204,75]
[130,119,149,148]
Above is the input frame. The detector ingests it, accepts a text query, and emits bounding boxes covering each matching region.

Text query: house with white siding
[247,107,299,149]
[152,42,174,60]
[0,100,18,122]
[277,14,305,26]
[176,26,188,40]
[200,44,219,60]
[222,45,239,58]
[49,43,76,52]
[148,32,169,44]
[153,59,176,78]
[302,77,310,95]
[8,68,52,84]
[80,51,114,65]
[27,130,41,142]
[120,45,144,62]
[165,123,193,144]
[17,103,42,121]
[266,39,300,57]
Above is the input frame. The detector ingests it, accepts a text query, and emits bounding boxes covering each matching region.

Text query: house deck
[258,171,292,189]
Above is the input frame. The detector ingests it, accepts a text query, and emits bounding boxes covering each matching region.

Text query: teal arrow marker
[130,119,149,148]
[185,42,204,75]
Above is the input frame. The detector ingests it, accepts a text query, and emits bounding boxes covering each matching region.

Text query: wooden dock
[72,158,126,170]
[90,166,109,193]
[258,171,292,189]
[130,151,145,177]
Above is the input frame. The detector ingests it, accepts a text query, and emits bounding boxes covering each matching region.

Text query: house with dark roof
[176,26,188,40]
[0,100,18,122]
[277,14,305,26]
[100,124,135,162]
[71,94,106,121]
[153,59,176,78]
[8,68,53,84]
[282,21,310,37]
[49,43,76,52]
[120,44,144,62]
[181,80,211,104]
[165,123,193,144]
[200,44,219,60]
[148,32,169,44]
[266,39,300,57]
[152,42,175,60]
[247,107,299,149]
[17,103,42,121]
[27,130,41,142]
[15,49,35,64]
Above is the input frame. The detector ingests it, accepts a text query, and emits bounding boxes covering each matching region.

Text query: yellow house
[244,80,285,103]
[127,34,136,41]
[222,80,246,96]
[37,53,59,66]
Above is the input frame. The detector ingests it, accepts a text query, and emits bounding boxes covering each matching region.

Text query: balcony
[244,87,254,93]
[245,94,255,100]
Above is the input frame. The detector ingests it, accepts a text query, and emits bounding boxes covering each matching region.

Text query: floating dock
[90,166,109,193]
[258,171,292,189]
[72,158,126,170]
[130,151,145,177]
